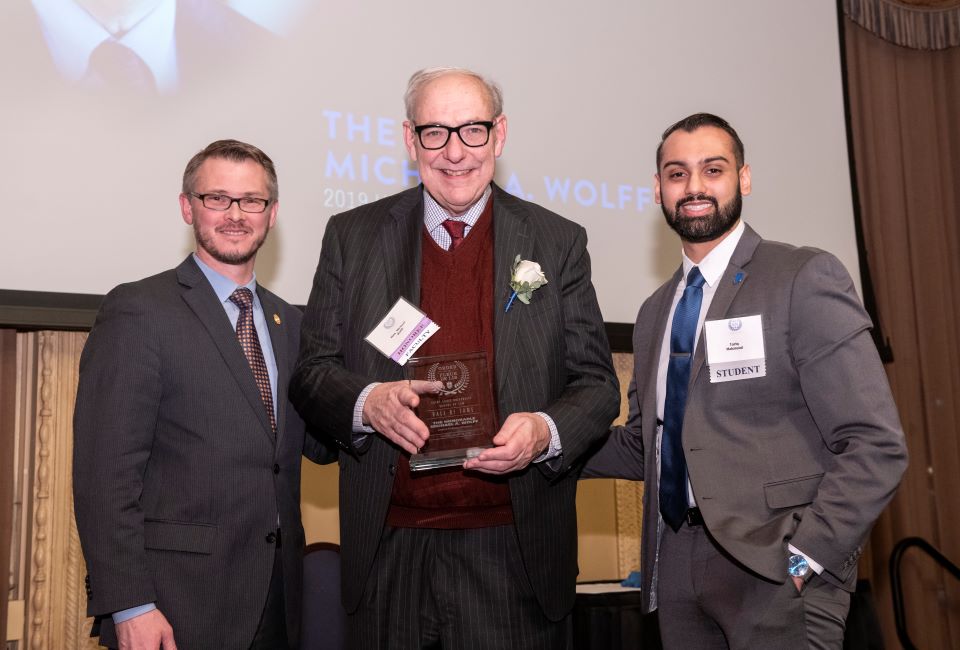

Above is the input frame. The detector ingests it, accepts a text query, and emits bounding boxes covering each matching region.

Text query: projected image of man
[26,0,276,93]
[582,113,907,649]
[292,67,619,648]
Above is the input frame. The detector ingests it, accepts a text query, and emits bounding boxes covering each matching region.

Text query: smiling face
[655,125,751,248]
[403,73,506,216]
[179,157,277,282]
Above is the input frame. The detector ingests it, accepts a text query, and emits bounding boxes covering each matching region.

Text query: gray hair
[404,67,504,123]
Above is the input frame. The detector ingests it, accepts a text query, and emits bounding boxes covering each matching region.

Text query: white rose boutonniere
[505,255,548,312]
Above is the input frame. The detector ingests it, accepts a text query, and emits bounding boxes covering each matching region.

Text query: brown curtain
[844,0,960,49]
[843,7,960,647]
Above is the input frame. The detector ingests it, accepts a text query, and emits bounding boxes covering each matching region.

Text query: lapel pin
[273,314,281,325]
[734,272,744,285]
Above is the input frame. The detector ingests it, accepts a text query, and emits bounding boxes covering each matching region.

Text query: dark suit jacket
[291,184,619,620]
[73,256,335,649]
[583,224,907,612]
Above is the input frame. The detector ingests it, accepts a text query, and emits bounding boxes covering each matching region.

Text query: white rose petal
[515,260,547,285]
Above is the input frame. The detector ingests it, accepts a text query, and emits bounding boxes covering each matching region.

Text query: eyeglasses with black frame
[413,120,495,150]
[190,192,271,213]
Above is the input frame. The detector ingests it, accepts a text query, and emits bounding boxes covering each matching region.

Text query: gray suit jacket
[583,224,907,612]
[73,256,335,649]
[291,184,620,620]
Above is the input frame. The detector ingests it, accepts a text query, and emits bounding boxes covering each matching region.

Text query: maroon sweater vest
[385,199,513,529]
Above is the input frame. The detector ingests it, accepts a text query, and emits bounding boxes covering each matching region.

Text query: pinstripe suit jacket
[583,225,907,612]
[73,256,335,649]
[291,183,619,620]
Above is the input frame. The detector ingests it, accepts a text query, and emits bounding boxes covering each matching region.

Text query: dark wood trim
[0,290,103,330]
[0,329,17,637]
[0,290,637,353]
[605,322,633,354]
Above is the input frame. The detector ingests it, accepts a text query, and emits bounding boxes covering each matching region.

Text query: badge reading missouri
[427,361,470,396]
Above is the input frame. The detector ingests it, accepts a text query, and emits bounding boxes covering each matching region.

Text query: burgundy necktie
[229,288,276,434]
[441,219,467,250]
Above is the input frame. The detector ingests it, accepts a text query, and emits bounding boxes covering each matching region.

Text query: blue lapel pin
[734,272,744,285]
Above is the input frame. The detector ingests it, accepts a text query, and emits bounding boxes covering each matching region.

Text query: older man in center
[291,67,618,648]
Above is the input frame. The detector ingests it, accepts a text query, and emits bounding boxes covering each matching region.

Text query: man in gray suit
[73,139,334,649]
[583,113,907,649]
[291,67,619,648]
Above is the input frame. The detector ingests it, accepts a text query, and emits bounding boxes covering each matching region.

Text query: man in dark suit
[583,113,908,649]
[73,139,334,650]
[291,67,619,648]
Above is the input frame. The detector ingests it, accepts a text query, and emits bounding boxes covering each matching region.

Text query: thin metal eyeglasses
[413,120,495,150]
[190,192,271,213]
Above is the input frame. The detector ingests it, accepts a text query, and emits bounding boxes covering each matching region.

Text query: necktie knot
[441,219,467,250]
[686,266,706,289]
[230,287,254,311]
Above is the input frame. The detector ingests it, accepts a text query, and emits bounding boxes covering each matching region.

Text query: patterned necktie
[229,288,276,434]
[660,266,706,531]
[441,219,467,250]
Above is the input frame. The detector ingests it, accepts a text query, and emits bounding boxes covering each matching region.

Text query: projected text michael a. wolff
[320,109,653,213]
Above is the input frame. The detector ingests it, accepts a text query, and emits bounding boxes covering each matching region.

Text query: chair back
[301,542,347,650]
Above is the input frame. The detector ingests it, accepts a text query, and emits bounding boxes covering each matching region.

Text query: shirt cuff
[112,603,156,624]
[788,544,824,575]
[352,382,379,435]
[532,412,561,463]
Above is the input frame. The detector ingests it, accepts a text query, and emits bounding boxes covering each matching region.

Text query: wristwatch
[788,554,814,583]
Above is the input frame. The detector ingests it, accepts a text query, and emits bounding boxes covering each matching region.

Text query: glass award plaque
[407,351,497,471]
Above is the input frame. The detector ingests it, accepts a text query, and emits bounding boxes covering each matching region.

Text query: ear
[492,114,507,158]
[179,193,194,225]
[403,120,419,161]
[653,173,662,204]
[267,201,279,229]
[739,163,752,196]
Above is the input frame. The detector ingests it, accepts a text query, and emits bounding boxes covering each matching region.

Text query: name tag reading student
[704,314,766,383]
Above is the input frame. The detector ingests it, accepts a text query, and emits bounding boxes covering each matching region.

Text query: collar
[423,185,492,234]
[681,220,746,287]
[192,253,258,305]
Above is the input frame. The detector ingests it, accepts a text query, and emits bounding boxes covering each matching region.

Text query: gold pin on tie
[273,314,281,325]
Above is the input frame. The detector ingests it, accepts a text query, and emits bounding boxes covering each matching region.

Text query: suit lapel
[689,225,762,385]
[370,188,424,381]
[382,189,424,309]
[643,271,683,423]
[492,186,533,397]
[177,257,276,443]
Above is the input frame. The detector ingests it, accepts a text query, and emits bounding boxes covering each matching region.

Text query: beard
[193,221,269,266]
[661,188,742,243]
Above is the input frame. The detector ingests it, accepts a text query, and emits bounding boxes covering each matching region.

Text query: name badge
[364,297,439,365]
[704,315,766,383]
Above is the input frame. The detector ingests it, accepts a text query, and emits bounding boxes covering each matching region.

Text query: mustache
[675,193,719,212]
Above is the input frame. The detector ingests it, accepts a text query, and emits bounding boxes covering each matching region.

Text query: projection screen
[1,0,859,326]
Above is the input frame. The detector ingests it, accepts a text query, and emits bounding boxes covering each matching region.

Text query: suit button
[388,464,396,475]
[265,532,277,544]
[273,463,280,474]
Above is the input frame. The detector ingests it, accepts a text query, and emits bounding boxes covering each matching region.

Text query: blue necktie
[660,267,706,531]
